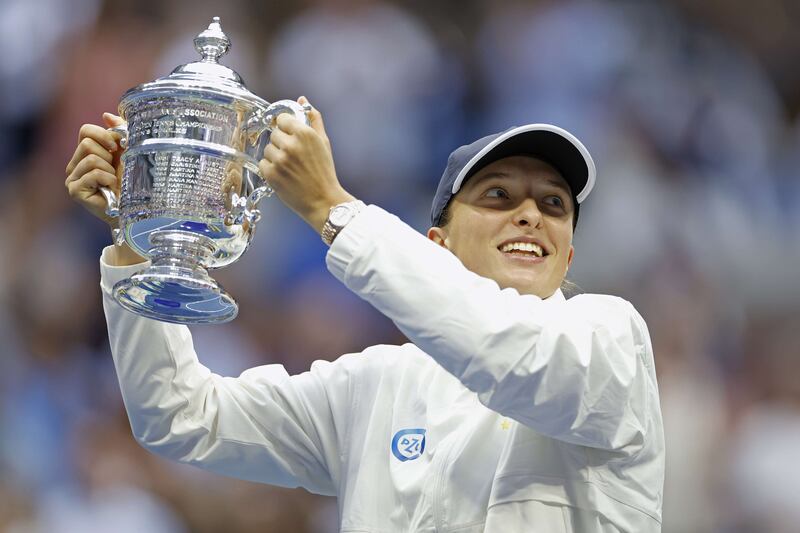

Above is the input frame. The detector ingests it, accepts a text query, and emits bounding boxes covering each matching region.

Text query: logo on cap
[391,428,426,462]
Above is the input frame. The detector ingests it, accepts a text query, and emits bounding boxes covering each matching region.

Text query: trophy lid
[119,17,268,111]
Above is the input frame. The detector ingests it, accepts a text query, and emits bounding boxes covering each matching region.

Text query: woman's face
[428,156,575,299]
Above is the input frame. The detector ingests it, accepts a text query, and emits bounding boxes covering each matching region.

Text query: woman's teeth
[500,242,544,257]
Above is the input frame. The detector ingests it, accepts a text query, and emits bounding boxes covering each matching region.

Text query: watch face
[329,205,353,226]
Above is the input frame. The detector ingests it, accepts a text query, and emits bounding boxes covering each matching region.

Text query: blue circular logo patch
[391,428,426,462]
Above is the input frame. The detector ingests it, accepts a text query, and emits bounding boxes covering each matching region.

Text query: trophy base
[112,231,238,324]
[113,266,238,324]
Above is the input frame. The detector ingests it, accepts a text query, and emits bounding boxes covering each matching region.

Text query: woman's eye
[485,187,509,199]
[544,195,565,208]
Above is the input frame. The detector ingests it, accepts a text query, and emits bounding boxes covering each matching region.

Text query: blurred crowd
[1,0,799,531]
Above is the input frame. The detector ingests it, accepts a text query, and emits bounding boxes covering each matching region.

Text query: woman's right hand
[65,113,126,227]
[66,113,145,265]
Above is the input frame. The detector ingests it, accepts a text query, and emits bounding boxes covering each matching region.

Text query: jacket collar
[545,288,566,302]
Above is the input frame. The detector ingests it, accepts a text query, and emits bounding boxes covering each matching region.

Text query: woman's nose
[512,198,542,228]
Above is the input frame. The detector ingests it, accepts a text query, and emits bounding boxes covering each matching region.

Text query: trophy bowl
[103,17,309,324]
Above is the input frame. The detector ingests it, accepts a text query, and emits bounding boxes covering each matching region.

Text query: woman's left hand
[259,96,356,233]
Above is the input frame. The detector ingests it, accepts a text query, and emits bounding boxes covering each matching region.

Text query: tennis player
[65,98,664,532]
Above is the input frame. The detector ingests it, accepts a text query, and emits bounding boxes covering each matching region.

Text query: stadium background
[1,0,799,531]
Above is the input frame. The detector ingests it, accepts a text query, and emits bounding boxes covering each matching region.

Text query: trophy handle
[247,99,312,145]
[99,124,128,219]
[245,99,312,208]
[100,123,128,245]
[264,99,312,129]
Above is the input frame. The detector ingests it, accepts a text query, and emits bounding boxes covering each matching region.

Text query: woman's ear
[427,226,449,248]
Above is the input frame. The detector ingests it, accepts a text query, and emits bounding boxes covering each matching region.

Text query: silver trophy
[102,17,309,324]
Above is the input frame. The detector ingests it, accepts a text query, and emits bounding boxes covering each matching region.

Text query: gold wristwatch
[321,200,366,246]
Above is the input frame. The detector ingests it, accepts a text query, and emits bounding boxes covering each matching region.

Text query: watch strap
[321,200,366,246]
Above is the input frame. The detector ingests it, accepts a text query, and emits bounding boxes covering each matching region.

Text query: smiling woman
[428,156,577,299]
[70,112,663,532]
[429,162,583,298]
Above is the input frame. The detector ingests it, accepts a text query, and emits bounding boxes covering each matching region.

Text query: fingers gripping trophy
[70,18,310,324]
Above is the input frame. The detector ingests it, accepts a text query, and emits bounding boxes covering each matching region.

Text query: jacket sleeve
[326,206,659,451]
[100,247,353,495]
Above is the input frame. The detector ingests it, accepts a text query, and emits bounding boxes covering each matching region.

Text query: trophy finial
[194,17,230,63]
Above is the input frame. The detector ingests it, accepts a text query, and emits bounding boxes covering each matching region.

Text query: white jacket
[101,206,664,532]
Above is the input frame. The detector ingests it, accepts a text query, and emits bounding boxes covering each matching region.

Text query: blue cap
[430,124,596,227]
